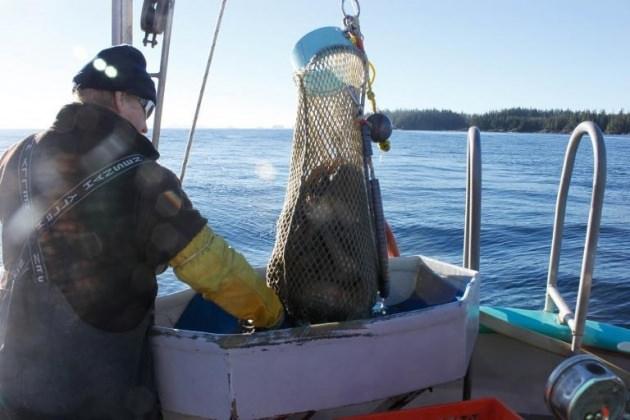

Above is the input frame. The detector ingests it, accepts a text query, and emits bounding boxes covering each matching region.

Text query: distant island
[384,108,630,134]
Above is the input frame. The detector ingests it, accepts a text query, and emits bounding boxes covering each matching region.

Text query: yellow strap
[366,61,377,113]
[170,226,284,328]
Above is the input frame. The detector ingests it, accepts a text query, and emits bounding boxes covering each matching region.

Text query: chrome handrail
[544,121,607,352]
[463,126,481,271]
[462,126,481,401]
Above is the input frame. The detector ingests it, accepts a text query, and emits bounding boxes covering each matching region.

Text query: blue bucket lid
[291,26,356,70]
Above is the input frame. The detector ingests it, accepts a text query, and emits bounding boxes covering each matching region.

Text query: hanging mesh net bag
[266,27,381,324]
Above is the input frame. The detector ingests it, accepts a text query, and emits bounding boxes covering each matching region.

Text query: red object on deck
[340,398,523,420]
[384,221,400,258]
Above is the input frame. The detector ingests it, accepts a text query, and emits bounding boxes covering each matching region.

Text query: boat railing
[544,121,607,352]
[463,126,481,272]
[462,126,481,401]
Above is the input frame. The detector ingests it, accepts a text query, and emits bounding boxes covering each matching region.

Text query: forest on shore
[385,108,630,134]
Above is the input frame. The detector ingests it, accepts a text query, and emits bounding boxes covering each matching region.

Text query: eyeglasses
[137,97,155,119]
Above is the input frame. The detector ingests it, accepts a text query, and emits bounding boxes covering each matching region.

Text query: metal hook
[341,0,360,18]
[343,14,362,40]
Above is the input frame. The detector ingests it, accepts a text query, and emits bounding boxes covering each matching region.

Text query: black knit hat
[72,45,156,104]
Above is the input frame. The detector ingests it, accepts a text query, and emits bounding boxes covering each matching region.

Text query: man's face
[117,93,150,134]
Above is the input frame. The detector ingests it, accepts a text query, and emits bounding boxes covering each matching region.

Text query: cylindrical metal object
[545,355,627,420]
[112,0,133,45]
[463,126,481,272]
[370,179,389,298]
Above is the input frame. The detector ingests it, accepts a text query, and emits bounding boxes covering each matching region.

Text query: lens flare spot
[6,204,42,243]
[105,65,118,78]
[255,160,276,181]
[92,58,107,71]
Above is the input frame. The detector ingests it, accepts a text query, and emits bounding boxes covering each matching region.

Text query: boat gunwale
[151,255,480,350]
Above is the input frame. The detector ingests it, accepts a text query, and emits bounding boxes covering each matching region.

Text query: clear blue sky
[1,0,628,129]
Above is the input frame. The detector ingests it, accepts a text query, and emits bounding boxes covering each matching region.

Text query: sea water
[0,128,628,328]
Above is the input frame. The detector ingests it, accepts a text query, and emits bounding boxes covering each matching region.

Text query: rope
[180,0,228,182]
[366,61,377,113]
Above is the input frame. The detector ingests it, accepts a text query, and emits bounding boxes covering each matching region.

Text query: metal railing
[463,126,482,272]
[462,126,481,401]
[544,121,607,352]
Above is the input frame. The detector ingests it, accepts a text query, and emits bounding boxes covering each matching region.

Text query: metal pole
[570,122,606,352]
[544,146,575,313]
[150,0,175,150]
[463,126,481,271]
[462,126,481,401]
[112,0,133,45]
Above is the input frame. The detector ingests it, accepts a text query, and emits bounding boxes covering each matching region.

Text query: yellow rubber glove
[169,226,283,328]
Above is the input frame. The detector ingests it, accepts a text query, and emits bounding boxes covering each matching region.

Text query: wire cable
[180,0,228,182]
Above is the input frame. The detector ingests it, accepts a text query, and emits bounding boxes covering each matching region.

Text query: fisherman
[0,45,283,419]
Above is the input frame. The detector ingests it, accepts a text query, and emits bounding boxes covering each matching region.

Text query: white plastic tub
[152,255,479,419]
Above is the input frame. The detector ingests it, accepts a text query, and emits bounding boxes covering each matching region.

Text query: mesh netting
[267,46,378,324]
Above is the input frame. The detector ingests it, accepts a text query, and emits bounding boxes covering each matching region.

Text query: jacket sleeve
[169,225,284,328]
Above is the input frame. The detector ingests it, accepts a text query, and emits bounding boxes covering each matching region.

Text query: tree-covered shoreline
[385,108,630,135]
